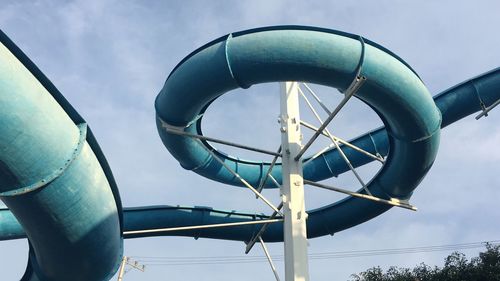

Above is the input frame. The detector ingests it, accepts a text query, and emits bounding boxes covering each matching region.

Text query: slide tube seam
[225,33,250,89]
[0,124,87,197]
[0,29,123,231]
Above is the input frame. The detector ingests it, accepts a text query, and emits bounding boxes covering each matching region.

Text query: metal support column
[117,256,128,281]
[279,81,310,281]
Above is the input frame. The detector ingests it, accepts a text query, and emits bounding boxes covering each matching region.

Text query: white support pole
[117,256,128,281]
[280,81,310,281]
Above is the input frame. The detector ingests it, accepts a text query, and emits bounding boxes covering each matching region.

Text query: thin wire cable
[130,240,500,266]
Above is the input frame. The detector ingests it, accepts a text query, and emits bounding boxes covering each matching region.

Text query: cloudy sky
[1,1,500,280]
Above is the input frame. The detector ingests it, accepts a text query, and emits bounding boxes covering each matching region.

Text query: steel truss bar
[117,256,129,281]
[476,98,500,120]
[123,219,284,235]
[303,142,336,165]
[165,127,282,157]
[344,74,367,96]
[268,174,282,189]
[259,237,282,281]
[126,258,146,272]
[203,146,283,215]
[298,87,372,196]
[295,76,366,161]
[301,83,332,119]
[300,120,384,163]
[304,180,417,211]
[257,146,282,194]
[245,202,284,254]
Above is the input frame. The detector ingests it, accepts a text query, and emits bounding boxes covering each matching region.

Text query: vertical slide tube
[0,33,122,280]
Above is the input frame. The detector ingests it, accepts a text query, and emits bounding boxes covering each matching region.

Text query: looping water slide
[1,26,499,280]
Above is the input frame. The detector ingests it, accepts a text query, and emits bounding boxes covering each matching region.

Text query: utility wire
[129,240,500,267]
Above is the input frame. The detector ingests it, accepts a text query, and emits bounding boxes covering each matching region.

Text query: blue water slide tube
[154,26,442,239]
[4,65,498,245]
[0,30,123,281]
[1,26,499,280]
[123,68,500,243]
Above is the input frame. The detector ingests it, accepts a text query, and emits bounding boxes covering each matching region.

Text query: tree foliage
[350,243,500,281]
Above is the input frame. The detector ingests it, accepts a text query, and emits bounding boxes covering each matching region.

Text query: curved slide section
[1,66,499,274]
[1,26,499,281]
[0,208,24,240]
[2,66,497,243]
[115,66,500,243]
[155,26,442,193]
[126,66,500,242]
[155,26,442,239]
[0,31,123,281]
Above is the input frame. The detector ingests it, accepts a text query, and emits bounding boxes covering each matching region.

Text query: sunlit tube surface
[0,31,123,281]
[154,26,442,240]
[0,26,499,281]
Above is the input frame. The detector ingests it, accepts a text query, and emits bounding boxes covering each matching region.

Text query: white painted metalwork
[303,180,417,211]
[476,98,500,119]
[268,174,282,189]
[256,145,282,194]
[157,78,402,281]
[123,218,284,235]
[299,83,384,163]
[164,128,282,157]
[117,256,145,280]
[301,83,333,118]
[280,81,310,281]
[298,86,372,196]
[302,142,336,166]
[245,202,284,254]
[299,120,384,163]
[295,76,365,161]
[203,146,282,214]
[117,256,128,281]
[259,237,282,281]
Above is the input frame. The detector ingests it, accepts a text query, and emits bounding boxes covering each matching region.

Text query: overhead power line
[129,240,500,267]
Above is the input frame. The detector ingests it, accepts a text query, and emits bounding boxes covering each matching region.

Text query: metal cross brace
[259,237,282,281]
[295,76,365,161]
[297,86,372,196]
[245,201,284,254]
[164,127,282,157]
[123,218,284,236]
[476,98,500,120]
[202,146,283,215]
[299,120,384,163]
[304,180,417,211]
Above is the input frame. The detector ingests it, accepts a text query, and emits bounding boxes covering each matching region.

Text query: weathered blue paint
[154,26,442,239]
[0,26,499,280]
[0,30,123,281]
